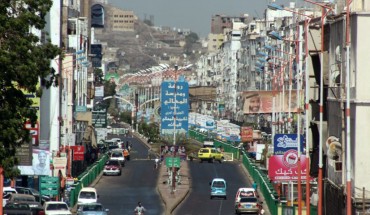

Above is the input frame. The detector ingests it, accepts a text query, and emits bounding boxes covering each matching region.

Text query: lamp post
[267,4,313,214]
[345,0,352,214]
[171,64,179,194]
[302,1,333,214]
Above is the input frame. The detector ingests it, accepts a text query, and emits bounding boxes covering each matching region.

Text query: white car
[77,187,99,204]
[43,201,72,215]
[110,149,125,166]
[3,186,17,206]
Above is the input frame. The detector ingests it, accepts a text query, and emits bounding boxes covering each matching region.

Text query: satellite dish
[326,136,341,160]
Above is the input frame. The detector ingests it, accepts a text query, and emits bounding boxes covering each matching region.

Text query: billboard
[268,151,312,182]
[160,81,189,136]
[241,127,253,142]
[273,134,305,155]
[242,90,302,114]
[18,149,51,176]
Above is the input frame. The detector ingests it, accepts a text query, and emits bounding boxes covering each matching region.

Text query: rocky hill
[94,15,201,71]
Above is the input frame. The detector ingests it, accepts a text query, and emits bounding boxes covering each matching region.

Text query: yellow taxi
[197,148,224,163]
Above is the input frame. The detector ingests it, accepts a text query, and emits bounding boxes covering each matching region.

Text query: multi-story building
[108,7,135,32]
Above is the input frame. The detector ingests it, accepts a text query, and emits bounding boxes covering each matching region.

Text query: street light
[267,14,308,215]
[302,1,334,214]
[171,64,179,194]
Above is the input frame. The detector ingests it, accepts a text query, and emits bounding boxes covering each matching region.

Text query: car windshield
[213,181,225,188]
[28,188,40,195]
[240,197,258,203]
[200,149,209,153]
[106,160,120,166]
[5,203,30,210]
[240,191,255,197]
[13,197,35,202]
[81,204,103,211]
[108,145,118,150]
[46,203,69,210]
[79,192,96,199]
[111,152,122,157]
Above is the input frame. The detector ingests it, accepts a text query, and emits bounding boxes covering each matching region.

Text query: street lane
[174,160,253,215]
[94,136,165,215]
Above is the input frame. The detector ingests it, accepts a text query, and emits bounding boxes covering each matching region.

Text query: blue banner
[273,134,305,155]
[160,81,189,136]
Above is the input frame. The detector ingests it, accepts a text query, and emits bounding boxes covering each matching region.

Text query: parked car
[3,202,33,215]
[42,201,72,215]
[15,187,51,204]
[3,186,17,206]
[103,159,122,176]
[198,148,224,163]
[77,203,109,215]
[110,149,125,166]
[209,178,227,200]
[7,193,44,215]
[77,187,99,204]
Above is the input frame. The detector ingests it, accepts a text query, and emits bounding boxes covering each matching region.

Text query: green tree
[184,32,199,54]
[0,0,62,178]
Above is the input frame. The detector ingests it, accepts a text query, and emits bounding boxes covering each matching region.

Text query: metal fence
[69,154,108,207]
[189,130,318,215]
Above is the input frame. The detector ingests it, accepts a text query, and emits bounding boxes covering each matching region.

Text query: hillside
[94,17,199,71]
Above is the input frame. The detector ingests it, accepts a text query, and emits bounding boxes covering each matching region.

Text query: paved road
[94,136,165,215]
[174,161,253,215]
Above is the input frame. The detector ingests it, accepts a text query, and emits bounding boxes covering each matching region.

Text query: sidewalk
[157,160,190,215]
[131,131,191,215]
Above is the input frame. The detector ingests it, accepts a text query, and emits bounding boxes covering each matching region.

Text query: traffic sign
[165,157,181,168]
[39,176,59,196]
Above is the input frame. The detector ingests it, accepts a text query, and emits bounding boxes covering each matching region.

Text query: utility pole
[171,65,178,194]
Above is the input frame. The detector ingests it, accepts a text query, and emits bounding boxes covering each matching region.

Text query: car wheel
[224,196,227,200]
[210,196,213,199]
[210,157,214,163]
[200,159,203,163]
[118,171,121,176]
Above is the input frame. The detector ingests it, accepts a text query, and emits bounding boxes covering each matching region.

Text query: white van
[77,187,98,204]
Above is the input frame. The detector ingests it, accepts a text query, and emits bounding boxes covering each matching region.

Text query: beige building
[207,33,225,52]
[108,7,136,32]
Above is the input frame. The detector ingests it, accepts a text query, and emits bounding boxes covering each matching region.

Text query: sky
[108,0,297,38]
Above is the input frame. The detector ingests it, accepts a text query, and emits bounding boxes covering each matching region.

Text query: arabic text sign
[241,127,253,142]
[268,153,312,182]
[273,134,304,155]
[160,81,189,135]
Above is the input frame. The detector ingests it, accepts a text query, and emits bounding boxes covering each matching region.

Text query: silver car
[77,203,109,215]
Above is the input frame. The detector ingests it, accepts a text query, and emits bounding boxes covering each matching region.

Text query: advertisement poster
[268,150,312,181]
[273,134,305,155]
[71,145,85,161]
[18,149,51,176]
[242,90,302,114]
[241,127,253,142]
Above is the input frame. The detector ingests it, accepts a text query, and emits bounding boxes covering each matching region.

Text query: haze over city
[108,0,296,37]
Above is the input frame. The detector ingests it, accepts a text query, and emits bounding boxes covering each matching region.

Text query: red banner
[241,127,253,142]
[268,150,312,182]
[25,121,39,146]
[71,146,85,161]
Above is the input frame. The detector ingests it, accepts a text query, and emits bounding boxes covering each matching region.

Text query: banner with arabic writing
[160,81,189,136]
[268,152,312,182]
[273,134,305,155]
